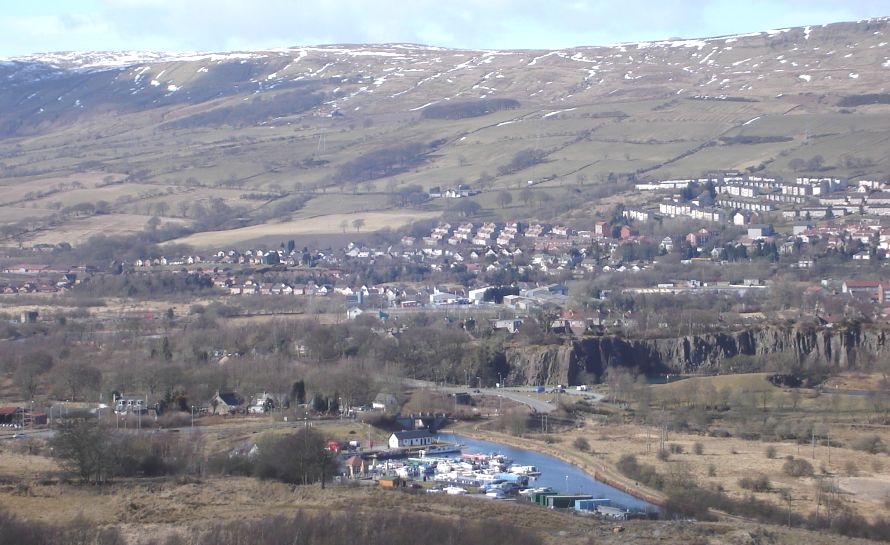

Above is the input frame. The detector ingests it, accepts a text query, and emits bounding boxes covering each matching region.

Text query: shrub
[156,411,191,429]
[738,474,771,492]
[707,464,717,477]
[0,510,125,545]
[656,449,670,461]
[765,445,777,459]
[496,148,548,177]
[335,143,429,183]
[669,443,684,454]
[851,434,886,454]
[253,428,338,485]
[421,98,520,120]
[0,509,540,545]
[783,457,814,477]
[573,437,590,452]
[693,442,704,455]
[206,453,254,477]
[616,454,665,490]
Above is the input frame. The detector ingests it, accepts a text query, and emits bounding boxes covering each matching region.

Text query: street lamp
[476,376,480,389]
[565,475,569,493]
[191,406,195,428]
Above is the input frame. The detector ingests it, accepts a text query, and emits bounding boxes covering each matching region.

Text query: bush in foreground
[738,474,771,492]
[851,434,886,454]
[783,456,814,478]
[573,437,590,452]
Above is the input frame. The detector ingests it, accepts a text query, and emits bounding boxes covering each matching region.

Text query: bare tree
[520,187,533,206]
[54,362,102,401]
[50,421,117,484]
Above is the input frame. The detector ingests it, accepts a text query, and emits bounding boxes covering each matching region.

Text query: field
[27,214,189,246]
[534,374,890,523]
[0,416,882,545]
[168,210,439,248]
[2,94,889,248]
[0,470,869,545]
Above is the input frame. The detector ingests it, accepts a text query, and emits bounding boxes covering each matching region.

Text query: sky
[1,0,889,57]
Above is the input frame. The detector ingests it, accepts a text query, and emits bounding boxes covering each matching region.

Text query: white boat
[508,464,541,476]
[418,443,462,457]
[519,486,553,497]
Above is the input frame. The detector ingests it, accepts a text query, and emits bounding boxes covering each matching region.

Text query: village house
[0,406,47,427]
[388,430,434,449]
[493,318,523,333]
[372,393,400,412]
[842,280,882,301]
[686,228,719,246]
[247,392,288,414]
[594,220,611,238]
[209,391,244,415]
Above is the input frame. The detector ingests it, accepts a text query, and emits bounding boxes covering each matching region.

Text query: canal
[447,434,657,512]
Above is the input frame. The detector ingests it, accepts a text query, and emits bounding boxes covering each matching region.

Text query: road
[402,379,600,414]
[0,413,354,442]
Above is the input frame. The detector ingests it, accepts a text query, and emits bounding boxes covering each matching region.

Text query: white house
[430,291,458,305]
[468,286,491,304]
[388,430,434,449]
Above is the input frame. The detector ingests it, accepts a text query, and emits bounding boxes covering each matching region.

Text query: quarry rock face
[505,324,890,386]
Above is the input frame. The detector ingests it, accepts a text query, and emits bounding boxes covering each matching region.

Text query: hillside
[2,18,890,248]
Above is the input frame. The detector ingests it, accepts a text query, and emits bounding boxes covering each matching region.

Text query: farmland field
[169,210,439,248]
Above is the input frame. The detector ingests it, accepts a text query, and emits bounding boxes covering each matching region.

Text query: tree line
[420,98,520,120]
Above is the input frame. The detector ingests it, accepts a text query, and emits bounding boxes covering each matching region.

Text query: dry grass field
[0,207,55,222]
[168,210,439,248]
[465,416,890,522]
[0,442,880,545]
[26,214,189,246]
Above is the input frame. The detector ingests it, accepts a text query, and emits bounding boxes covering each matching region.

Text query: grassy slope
[2,22,890,247]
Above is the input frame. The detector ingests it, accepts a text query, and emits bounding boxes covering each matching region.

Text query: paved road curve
[404,379,557,413]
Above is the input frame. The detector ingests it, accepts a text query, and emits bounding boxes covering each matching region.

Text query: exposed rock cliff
[505,323,890,386]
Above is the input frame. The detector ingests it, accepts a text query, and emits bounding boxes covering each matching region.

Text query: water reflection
[448,434,656,511]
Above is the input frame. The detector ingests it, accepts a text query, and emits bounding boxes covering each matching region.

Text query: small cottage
[388,430,433,449]
[210,391,244,415]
